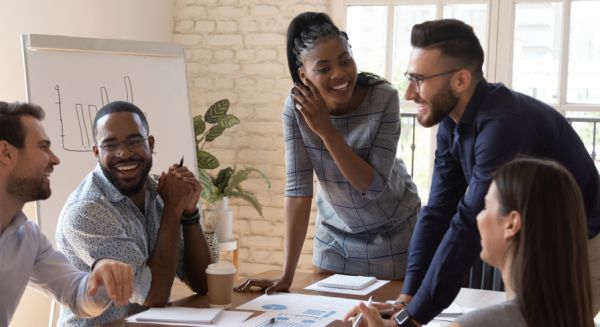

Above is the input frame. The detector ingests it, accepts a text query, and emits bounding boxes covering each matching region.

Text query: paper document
[236,293,359,320]
[133,307,223,324]
[305,279,389,296]
[241,311,336,327]
[126,310,252,326]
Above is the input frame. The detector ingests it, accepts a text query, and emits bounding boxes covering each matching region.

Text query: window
[332,0,600,202]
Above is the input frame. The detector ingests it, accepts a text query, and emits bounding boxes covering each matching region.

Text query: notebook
[132,307,224,324]
[316,274,378,290]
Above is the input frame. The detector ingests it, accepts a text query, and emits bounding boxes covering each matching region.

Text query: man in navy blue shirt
[392,19,600,325]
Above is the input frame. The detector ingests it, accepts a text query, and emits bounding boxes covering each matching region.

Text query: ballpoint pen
[352,296,373,327]
[178,156,184,167]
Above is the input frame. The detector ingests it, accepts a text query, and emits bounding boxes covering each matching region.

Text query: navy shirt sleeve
[404,113,533,323]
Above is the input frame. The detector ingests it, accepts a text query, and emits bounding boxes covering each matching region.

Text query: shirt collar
[458,79,489,126]
[92,164,157,203]
[0,211,27,239]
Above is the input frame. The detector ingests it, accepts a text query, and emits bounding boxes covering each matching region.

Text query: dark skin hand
[233,278,291,294]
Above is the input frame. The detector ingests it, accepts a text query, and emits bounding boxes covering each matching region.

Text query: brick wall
[174,0,330,278]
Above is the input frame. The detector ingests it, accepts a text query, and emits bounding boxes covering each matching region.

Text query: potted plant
[193,99,271,242]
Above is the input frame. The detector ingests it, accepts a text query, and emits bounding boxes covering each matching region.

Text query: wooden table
[104,270,401,326]
[104,270,505,326]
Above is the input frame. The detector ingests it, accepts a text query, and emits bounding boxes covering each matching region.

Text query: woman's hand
[291,79,336,139]
[344,301,398,322]
[233,277,292,294]
[345,302,397,327]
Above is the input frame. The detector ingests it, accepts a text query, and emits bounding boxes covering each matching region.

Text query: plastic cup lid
[205,261,236,275]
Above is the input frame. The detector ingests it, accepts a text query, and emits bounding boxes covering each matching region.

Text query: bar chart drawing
[55,76,134,152]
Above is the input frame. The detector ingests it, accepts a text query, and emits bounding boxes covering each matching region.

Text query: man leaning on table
[0,101,134,326]
[346,19,600,326]
[55,101,212,326]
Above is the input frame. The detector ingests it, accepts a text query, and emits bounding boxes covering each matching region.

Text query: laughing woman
[235,12,420,293]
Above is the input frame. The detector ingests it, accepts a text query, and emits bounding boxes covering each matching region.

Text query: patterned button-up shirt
[56,165,184,326]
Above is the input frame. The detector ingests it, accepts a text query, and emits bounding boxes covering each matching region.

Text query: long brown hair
[493,158,593,327]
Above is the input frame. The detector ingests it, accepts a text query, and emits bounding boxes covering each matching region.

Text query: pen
[352,296,372,327]
[178,155,184,167]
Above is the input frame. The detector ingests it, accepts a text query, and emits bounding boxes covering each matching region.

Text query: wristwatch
[394,309,418,327]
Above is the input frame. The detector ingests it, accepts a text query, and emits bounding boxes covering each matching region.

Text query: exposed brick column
[174,0,329,278]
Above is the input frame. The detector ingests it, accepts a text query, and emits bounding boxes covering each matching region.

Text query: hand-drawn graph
[55,76,133,152]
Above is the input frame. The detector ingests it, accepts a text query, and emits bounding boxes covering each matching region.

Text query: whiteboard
[22,34,197,243]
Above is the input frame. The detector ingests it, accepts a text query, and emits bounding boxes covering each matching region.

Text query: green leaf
[227,190,263,216]
[224,167,271,195]
[197,149,219,169]
[193,115,206,136]
[204,99,229,124]
[205,125,225,142]
[197,168,220,202]
[214,167,235,193]
[217,114,240,128]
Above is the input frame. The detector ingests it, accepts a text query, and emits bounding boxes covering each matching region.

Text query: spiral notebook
[317,274,378,290]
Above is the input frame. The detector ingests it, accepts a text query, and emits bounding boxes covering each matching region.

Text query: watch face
[394,310,411,326]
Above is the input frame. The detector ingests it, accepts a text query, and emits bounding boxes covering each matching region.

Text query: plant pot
[203,197,233,242]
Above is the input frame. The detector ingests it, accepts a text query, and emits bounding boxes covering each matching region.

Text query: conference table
[103,270,506,326]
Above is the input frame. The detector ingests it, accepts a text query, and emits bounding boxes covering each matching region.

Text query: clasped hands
[157,164,201,215]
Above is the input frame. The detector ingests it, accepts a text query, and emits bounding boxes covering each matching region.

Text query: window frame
[331,0,600,201]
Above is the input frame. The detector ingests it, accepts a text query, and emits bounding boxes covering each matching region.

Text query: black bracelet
[181,216,200,226]
[181,209,200,225]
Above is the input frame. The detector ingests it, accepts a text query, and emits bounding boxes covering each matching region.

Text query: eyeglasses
[98,136,148,153]
[404,68,462,93]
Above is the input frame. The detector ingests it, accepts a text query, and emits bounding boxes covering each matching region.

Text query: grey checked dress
[283,82,420,280]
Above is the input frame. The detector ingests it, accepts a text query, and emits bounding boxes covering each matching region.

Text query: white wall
[0,0,173,101]
[0,1,173,326]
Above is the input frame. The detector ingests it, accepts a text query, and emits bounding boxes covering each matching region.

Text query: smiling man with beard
[381,19,600,326]
[0,102,134,326]
[56,101,211,326]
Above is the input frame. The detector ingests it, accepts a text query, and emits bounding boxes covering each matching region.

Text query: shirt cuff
[75,274,111,318]
[405,291,436,324]
[133,265,153,305]
[400,274,420,296]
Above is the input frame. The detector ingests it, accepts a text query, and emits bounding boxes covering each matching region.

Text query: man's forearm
[182,222,211,294]
[144,207,181,307]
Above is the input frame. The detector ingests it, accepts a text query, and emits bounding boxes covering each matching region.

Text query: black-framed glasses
[404,68,462,93]
[98,136,148,153]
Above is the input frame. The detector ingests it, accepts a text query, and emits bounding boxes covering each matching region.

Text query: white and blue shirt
[56,166,185,326]
[0,211,110,326]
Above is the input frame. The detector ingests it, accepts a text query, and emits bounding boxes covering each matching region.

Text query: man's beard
[101,158,153,196]
[6,170,51,202]
[417,85,459,128]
